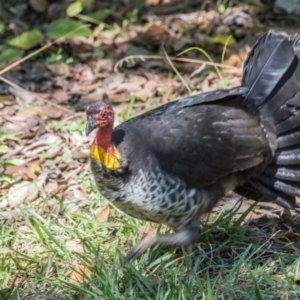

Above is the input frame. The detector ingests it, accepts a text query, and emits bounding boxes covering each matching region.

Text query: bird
[85,31,300,261]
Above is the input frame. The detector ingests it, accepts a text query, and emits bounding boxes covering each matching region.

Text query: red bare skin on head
[89,103,115,155]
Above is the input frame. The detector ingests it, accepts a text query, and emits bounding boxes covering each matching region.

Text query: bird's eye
[101,111,108,118]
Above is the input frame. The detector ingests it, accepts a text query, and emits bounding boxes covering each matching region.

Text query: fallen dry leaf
[9,87,36,104]
[66,240,84,253]
[138,23,170,47]
[18,167,37,181]
[285,229,300,240]
[138,224,156,239]
[21,106,44,117]
[52,90,71,104]
[43,104,64,119]
[72,150,90,160]
[47,63,70,76]
[219,246,233,258]
[70,264,93,284]
[96,205,111,222]
[29,0,48,12]
[223,54,242,67]
[4,181,39,209]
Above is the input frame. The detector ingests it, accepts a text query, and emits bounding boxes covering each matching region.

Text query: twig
[0,75,74,114]
[114,54,241,73]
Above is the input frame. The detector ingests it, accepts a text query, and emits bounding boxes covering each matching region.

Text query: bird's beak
[85,116,96,136]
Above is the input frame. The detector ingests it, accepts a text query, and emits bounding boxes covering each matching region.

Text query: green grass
[1,183,300,300]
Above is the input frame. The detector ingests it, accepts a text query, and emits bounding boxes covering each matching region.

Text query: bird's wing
[115,91,271,189]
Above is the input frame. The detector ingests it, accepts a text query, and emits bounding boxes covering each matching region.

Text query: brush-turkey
[86,31,300,261]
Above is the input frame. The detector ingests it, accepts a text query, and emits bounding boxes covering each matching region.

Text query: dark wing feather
[114,92,270,189]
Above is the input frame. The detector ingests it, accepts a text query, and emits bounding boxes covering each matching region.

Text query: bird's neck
[90,124,121,170]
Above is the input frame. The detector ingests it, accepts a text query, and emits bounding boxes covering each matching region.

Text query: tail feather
[240,31,300,209]
[264,165,300,182]
[288,94,300,107]
[242,32,295,109]
[273,92,300,123]
[276,111,300,134]
[277,129,300,149]
[273,146,300,165]
[249,179,296,208]
[291,34,300,56]
[258,174,300,197]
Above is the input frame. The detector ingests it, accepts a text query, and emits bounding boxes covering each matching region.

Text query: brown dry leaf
[221,68,243,77]
[66,240,84,253]
[256,215,272,225]
[285,229,300,240]
[0,94,15,104]
[0,106,16,117]
[72,187,86,199]
[52,90,71,104]
[18,168,37,181]
[96,205,111,222]
[95,59,114,73]
[0,288,11,297]
[0,209,21,220]
[273,272,294,281]
[146,0,160,5]
[46,146,63,159]
[9,86,36,104]
[70,264,93,284]
[138,224,156,239]
[21,106,44,118]
[43,104,63,119]
[281,209,296,227]
[106,92,130,103]
[80,68,95,81]
[47,63,70,76]
[134,91,152,102]
[56,182,68,193]
[219,246,233,258]
[138,23,170,47]
[72,150,90,160]
[4,181,39,208]
[5,166,20,176]
[70,82,103,94]
[64,200,82,216]
[29,0,48,12]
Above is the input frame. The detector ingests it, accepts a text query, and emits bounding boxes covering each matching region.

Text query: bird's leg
[126,217,200,262]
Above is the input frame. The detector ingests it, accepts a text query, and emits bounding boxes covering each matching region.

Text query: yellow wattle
[90,144,121,170]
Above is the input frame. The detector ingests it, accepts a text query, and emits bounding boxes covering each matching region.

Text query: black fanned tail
[240,31,300,208]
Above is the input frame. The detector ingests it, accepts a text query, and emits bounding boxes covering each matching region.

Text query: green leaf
[218,4,226,14]
[4,158,25,166]
[86,9,110,20]
[0,24,5,34]
[0,48,24,63]
[67,1,83,17]
[46,19,92,39]
[0,145,8,154]
[8,30,44,50]
[210,35,236,46]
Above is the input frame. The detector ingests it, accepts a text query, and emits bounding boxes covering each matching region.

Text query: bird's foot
[125,218,200,262]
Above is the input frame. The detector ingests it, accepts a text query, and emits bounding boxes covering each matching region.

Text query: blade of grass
[177,47,227,88]
[221,35,233,64]
[162,46,192,94]
[233,200,258,228]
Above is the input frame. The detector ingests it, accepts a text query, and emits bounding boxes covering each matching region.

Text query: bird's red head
[85,101,114,136]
